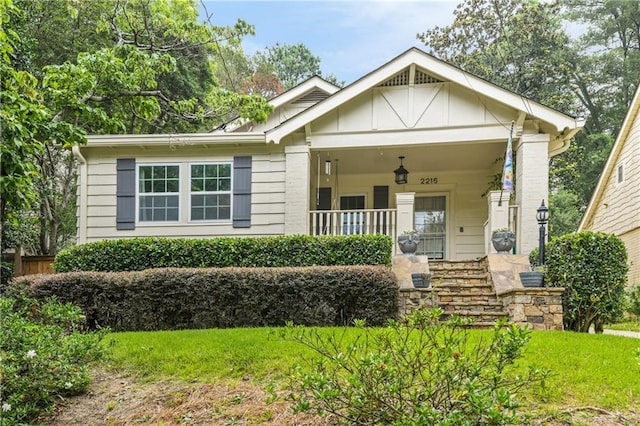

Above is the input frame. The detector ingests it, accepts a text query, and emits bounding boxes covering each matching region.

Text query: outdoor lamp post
[394,156,409,184]
[536,200,549,266]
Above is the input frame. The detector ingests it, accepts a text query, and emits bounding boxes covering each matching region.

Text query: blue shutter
[233,156,252,228]
[116,158,136,230]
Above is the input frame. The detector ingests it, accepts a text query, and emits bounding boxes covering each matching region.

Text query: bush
[0,297,107,424]
[1,261,14,287]
[284,308,548,425]
[8,266,398,331]
[545,231,628,332]
[53,235,393,272]
[626,284,640,317]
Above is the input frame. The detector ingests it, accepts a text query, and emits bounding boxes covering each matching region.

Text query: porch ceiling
[312,141,506,175]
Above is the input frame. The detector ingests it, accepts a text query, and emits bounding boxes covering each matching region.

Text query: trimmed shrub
[53,235,393,272]
[545,231,628,332]
[8,266,398,331]
[0,296,107,424]
[284,308,548,425]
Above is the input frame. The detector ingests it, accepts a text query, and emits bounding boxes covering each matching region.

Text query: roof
[579,85,640,229]
[84,47,583,148]
[266,47,583,145]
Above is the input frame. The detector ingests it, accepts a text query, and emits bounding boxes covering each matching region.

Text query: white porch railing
[309,209,397,240]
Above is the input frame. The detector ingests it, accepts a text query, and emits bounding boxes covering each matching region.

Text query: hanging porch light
[394,156,409,184]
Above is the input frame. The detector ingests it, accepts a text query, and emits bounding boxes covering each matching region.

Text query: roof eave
[266,48,580,144]
[84,132,266,148]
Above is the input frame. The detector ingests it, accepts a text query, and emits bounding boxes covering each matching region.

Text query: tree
[564,0,640,135]
[548,189,583,237]
[3,0,272,255]
[256,42,343,92]
[418,0,578,113]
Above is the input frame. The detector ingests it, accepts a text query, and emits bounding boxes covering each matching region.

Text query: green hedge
[546,231,628,332]
[53,235,393,272]
[8,266,398,330]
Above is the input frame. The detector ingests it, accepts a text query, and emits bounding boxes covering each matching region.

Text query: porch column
[395,192,415,251]
[284,144,311,235]
[486,190,510,254]
[515,133,550,257]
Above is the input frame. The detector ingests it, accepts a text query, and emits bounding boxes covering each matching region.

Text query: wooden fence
[20,256,55,275]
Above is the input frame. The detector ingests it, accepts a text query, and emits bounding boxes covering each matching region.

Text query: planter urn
[411,273,431,288]
[519,271,544,287]
[398,235,420,255]
[491,231,515,253]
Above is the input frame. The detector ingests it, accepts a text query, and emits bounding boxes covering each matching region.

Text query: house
[579,85,640,286]
[73,48,583,259]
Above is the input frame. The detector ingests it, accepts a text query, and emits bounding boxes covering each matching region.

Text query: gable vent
[415,69,442,84]
[378,68,443,87]
[379,69,410,87]
[292,89,331,105]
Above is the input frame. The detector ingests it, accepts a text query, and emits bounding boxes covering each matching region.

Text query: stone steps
[426,258,508,325]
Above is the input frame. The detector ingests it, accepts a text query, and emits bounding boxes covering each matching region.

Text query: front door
[415,195,447,259]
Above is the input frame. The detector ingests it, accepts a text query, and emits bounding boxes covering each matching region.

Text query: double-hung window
[190,163,232,221]
[138,165,180,222]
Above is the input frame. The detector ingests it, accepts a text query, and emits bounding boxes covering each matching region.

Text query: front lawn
[106,326,640,412]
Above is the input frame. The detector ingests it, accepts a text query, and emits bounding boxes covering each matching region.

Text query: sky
[201,1,460,85]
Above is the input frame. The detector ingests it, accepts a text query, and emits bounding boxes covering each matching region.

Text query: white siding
[590,114,640,235]
[620,229,640,286]
[81,145,286,243]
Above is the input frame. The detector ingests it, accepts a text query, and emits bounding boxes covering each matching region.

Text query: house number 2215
[420,177,438,184]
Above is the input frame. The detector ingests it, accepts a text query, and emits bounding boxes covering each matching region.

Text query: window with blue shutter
[232,156,252,228]
[116,159,136,230]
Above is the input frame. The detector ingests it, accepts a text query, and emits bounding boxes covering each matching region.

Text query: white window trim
[616,162,625,185]
[188,162,234,223]
[415,191,451,260]
[136,163,182,224]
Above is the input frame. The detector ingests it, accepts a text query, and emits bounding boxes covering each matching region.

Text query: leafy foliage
[0,261,14,286]
[625,284,640,318]
[284,308,548,425]
[2,0,273,255]
[418,0,576,112]
[548,189,583,237]
[53,235,393,272]
[8,266,398,331]
[0,296,107,424]
[545,231,628,332]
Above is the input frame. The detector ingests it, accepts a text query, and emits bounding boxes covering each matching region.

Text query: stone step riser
[421,259,509,323]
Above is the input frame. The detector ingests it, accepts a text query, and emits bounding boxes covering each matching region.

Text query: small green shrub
[283,308,548,425]
[545,231,628,332]
[0,297,107,424]
[1,261,14,287]
[626,284,640,317]
[53,235,393,272]
[8,266,398,331]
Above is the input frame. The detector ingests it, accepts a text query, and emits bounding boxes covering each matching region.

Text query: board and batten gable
[310,79,516,145]
[76,142,286,243]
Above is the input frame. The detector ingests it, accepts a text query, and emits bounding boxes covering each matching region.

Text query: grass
[607,319,640,332]
[105,326,640,412]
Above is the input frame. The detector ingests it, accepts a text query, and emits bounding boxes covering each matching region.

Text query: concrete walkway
[603,329,640,339]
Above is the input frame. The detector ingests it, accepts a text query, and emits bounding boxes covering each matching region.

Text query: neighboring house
[579,86,640,286]
[74,48,583,259]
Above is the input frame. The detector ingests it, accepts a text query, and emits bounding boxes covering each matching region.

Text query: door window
[415,196,446,259]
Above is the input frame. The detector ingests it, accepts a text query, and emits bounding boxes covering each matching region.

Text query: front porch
[308,190,520,258]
